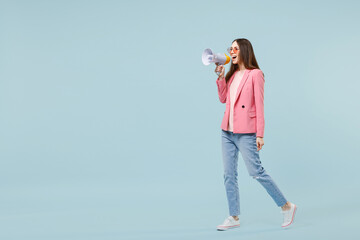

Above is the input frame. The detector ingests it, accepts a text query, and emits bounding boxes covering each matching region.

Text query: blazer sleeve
[253,70,265,138]
[216,77,227,103]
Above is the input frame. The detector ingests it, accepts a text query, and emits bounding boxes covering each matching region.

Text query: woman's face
[230,41,240,65]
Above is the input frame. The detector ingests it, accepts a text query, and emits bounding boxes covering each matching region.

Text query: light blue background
[1,0,359,239]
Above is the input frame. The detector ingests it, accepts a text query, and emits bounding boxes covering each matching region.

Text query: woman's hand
[256,137,264,151]
[215,63,225,78]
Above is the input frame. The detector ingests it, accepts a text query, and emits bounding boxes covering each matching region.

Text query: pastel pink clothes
[228,71,244,132]
[216,68,265,137]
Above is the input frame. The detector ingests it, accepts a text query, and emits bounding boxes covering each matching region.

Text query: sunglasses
[227,47,239,54]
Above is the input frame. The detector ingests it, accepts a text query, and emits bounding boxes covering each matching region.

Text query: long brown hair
[225,38,261,84]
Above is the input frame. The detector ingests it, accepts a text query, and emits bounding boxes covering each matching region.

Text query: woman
[215,38,296,231]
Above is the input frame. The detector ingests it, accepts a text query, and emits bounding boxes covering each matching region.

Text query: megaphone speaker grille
[202,48,213,65]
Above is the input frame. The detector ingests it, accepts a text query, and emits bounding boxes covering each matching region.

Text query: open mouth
[232,56,237,61]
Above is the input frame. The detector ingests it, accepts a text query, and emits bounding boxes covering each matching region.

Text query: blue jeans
[221,129,287,216]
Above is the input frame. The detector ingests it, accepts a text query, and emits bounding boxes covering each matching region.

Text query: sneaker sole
[217,224,240,231]
[282,204,297,228]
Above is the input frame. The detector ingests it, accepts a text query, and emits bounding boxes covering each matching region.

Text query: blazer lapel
[234,69,251,104]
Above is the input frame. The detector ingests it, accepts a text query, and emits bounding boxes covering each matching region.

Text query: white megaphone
[202,48,230,75]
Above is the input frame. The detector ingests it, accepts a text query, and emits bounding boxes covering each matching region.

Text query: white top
[228,71,244,132]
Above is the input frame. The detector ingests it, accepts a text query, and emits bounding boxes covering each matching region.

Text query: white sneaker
[281,203,297,228]
[217,216,240,231]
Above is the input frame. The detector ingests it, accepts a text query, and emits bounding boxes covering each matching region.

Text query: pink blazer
[216,68,265,137]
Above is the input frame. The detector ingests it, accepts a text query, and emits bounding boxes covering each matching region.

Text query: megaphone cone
[202,48,214,65]
[202,48,230,66]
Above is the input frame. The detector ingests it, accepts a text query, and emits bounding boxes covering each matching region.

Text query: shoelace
[223,217,233,225]
[281,210,292,222]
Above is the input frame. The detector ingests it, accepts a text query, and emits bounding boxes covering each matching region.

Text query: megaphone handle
[215,64,222,76]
